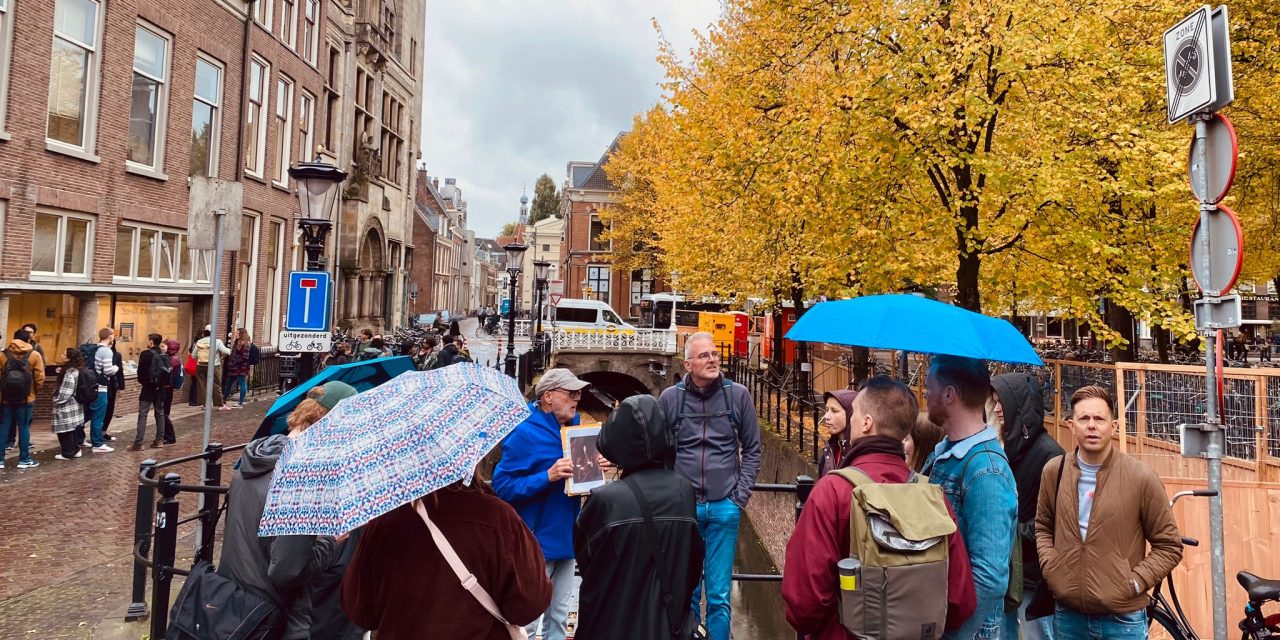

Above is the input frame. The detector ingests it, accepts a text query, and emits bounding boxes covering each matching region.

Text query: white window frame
[189,53,223,178]
[302,0,319,64]
[126,21,171,178]
[236,213,261,332]
[272,75,294,186]
[113,222,206,284]
[280,0,297,49]
[630,268,654,305]
[264,219,285,344]
[245,56,269,178]
[252,0,272,29]
[46,0,107,161]
[0,0,16,137]
[30,209,94,280]
[298,90,314,163]
[587,265,611,302]
[588,213,611,252]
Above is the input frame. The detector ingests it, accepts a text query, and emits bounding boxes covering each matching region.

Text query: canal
[730,512,794,639]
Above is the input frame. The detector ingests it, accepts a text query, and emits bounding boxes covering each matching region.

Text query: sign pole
[196,208,226,549]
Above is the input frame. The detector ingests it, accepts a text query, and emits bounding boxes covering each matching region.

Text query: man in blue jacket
[493,368,591,640]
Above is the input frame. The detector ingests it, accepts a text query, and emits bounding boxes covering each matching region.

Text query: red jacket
[782,451,977,639]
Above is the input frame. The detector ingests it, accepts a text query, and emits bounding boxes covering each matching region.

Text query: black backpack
[248,343,261,366]
[78,343,102,391]
[1,349,33,404]
[73,367,98,405]
[150,348,173,388]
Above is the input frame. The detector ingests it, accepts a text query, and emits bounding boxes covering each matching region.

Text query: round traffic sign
[1189,204,1243,296]
[1188,113,1237,204]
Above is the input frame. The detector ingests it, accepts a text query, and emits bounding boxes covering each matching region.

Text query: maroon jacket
[782,438,977,639]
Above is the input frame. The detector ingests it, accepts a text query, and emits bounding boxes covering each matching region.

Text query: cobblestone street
[0,396,271,639]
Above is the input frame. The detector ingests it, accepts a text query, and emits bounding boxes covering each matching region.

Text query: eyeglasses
[691,352,720,363]
[555,388,583,400]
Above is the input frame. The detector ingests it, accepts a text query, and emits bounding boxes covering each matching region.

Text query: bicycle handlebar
[1191,489,1219,497]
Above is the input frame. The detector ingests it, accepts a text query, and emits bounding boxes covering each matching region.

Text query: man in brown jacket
[1035,385,1182,639]
[1,329,46,469]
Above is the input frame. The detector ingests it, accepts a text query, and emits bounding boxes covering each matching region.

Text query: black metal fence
[726,353,826,466]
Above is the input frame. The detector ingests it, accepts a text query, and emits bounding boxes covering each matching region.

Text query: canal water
[729,512,794,639]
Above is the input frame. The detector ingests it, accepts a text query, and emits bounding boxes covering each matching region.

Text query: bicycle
[1148,488,1280,639]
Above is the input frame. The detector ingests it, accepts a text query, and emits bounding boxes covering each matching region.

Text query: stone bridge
[540,328,685,408]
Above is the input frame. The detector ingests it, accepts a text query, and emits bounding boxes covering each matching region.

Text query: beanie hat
[316,381,357,410]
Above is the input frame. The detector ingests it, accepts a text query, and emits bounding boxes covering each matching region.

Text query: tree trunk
[851,347,870,387]
[954,195,982,313]
[1154,324,1170,363]
[1104,299,1137,362]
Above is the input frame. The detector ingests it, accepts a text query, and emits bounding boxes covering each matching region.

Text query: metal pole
[505,270,519,377]
[198,443,224,563]
[126,459,157,621]
[1194,114,1227,640]
[531,279,544,370]
[197,209,225,549]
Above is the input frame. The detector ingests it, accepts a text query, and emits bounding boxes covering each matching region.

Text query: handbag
[184,355,198,376]
[621,476,704,640]
[414,500,528,640]
[1025,452,1068,621]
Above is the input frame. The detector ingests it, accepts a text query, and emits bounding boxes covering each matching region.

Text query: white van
[543,298,637,335]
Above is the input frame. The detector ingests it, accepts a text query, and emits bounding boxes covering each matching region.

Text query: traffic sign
[1189,205,1243,296]
[285,271,332,331]
[1164,7,1215,123]
[550,293,562,306]
[279,330,332,353]
[1193,294,1241,331]
[1188,112,1237,204]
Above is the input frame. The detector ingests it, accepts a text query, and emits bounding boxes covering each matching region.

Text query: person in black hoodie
[575,394,705,640]
[991,372,1063,639]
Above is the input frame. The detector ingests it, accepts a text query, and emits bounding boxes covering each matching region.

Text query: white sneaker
[16,460,38,469]
[92,445,114,453]
[54,454,73,461]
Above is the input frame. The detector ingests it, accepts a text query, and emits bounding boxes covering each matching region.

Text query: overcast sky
[420,0,723,238]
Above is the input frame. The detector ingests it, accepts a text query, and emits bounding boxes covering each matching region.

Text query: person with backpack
[161,339,182,444]
[921,356,1018,639]
[129,334,169,451]
[0,329,46,469]
[358,337,385,361]
[783,376,976,639]
[224,329,252,408]
[5,324,44,450]
[433,335,465,369]
[101,340,126,442]
[80,327,120,452]
[193,326,231,410]
[416,335,440,371]
[51,348,87,461]
[575,394,704,640]
[658,331,762,640]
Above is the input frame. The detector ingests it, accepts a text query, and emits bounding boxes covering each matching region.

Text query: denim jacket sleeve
[959,456,1019,601]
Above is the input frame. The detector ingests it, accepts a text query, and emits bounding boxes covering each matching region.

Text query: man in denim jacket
[922,355,1019,639]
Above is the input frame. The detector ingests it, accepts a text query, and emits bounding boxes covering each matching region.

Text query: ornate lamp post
[531,259,551,370]
[503,242,528,377]
[285,157,348,388]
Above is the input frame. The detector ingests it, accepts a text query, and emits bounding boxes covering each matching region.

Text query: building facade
[410,170,471,317]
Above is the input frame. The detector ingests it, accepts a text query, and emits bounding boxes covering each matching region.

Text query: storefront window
[112,296,192,375]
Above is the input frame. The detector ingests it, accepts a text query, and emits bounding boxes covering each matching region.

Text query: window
[323,46,341,151]
[244,56,268,176]
[253,0,272,28]
[113,223,212,283]
[588,213,610,251]
[47,0,104,154]
[280,0,297,49]
[298,91,314,163]
[353,66,374,167]
[0,0,16,133]
[31,210,92,278]
[264,220,284,344]
[302,0,319,63]
[190,55,222,177]
[382,3,395,46]
[410,38,417,77]
[630,269,654,304]
[127,23,170,172]
[1242,299,1257,320]
[236,214,260,333]
[380,93,404,183]
[542,244,550,252]
[272,75,293,184]
[587,266,610,302]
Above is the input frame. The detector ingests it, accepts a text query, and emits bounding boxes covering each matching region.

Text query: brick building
[0,0,423,421]
[410,169,470,317]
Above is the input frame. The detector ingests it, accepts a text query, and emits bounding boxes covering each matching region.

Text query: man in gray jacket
[659,331,761,640]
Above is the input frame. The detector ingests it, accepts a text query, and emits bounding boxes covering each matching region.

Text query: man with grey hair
[659,331,761,640]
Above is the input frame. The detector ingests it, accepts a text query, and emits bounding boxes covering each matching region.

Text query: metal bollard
[794,475,814,522]
[150,472,182,640]
[198,443,224,563]
[125,459,158,622]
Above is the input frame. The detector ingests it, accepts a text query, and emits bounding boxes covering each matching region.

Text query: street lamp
[504,242,528,377]
[531,259,551,371]
[286,157,348,389]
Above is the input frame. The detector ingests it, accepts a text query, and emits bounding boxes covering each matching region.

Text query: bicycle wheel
[1150,607,1193,640]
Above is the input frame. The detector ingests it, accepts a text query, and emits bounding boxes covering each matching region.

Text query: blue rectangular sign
[285,271,332,332]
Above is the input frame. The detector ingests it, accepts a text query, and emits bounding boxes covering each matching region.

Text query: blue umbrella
[785,294,1043,365]
[252,356,417,439]
[257,363,530,537]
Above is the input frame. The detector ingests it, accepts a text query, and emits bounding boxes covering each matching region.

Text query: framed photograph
[118,323,135,343]
[562,425,606,496]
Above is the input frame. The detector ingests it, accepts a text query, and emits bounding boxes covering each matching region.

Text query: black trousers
[162,387,177,443]
[56,432,79,457]
[102,386,119,435]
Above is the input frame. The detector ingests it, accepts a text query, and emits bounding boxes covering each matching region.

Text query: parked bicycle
[1148,488,1280,639]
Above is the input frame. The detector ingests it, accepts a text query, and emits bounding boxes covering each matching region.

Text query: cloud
[420,0,722,237]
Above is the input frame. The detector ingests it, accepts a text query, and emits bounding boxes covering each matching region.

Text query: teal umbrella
[252,356,417,439]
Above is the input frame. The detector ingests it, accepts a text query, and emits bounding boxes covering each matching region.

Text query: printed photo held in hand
[563,425,605,494]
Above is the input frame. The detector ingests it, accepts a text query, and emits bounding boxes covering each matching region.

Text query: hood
[164,339,181,356]
[598,394,672,472]
[5,340,33,356]
[822,389,858,432]
[991,372,1047,462]
[237,434,289,479]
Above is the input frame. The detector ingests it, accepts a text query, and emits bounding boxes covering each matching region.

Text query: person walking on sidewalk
[130,334,169,451]
[101,340,126,442]
[161,339,182,444]
[51,348,86,461]
[0,329,46,469]
[194,326,231,410]
[79,327,117,453]
[659,331,762,640]
[224,329,252,408]
[1035,385,1182,639]
[921,355,1018,638]
[4,323,44,449]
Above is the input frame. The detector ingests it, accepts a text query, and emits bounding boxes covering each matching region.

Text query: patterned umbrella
[258,363,530,537]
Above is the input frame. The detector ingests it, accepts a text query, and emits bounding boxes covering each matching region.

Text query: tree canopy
[529,173,561,225]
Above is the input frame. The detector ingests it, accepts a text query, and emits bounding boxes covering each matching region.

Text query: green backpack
[829,467,956,640]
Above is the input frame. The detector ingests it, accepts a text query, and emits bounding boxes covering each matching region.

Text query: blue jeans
[223,375,247,405]
[88,391,107,447]
[525,558,575,640]
[1002,586,1054,640]
[946,596,1004,639]
[1053,603,1147,639]
[0,403,33,463]
[691,498,740,640]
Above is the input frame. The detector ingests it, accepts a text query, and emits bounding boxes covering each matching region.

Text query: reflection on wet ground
[731,513,794,639]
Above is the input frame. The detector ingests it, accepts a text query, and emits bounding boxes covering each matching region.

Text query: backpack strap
[828,467,876,558]
[622,475,687,640]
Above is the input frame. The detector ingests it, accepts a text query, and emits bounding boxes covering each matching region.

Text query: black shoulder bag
[621,476,703,640]
[1025,453,1068,621]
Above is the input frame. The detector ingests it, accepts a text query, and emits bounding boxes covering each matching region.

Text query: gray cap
[534,368,590,397]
